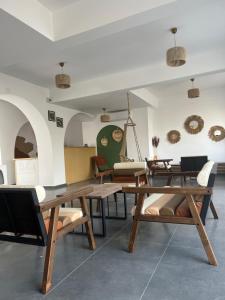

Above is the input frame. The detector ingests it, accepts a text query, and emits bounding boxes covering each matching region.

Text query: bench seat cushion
[175,199,202,217]
[144,194,184,215]
[44,208,83,232]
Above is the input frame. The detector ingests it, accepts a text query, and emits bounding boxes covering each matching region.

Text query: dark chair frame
[0,186,96,294]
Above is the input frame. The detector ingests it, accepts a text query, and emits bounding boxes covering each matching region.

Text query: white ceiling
[1,0,225,114]
[149,71,225,98]
[55,90,148,114]
[38,0,80,11]
[1,0,225,87]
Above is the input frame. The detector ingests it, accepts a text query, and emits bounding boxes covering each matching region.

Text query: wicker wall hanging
[100,137,108,147]
[167,130,181,144]
[208,126,225,142]
[184,115,204,134]
[112,129,123,143]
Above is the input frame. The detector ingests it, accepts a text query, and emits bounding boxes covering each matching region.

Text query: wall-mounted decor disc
[184,115,204,134]
[167,130,181,144]
[208,126,225,142]
[101,137,108,147]
[112,129,123,143]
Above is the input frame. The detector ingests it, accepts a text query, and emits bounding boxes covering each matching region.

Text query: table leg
[89,198,94,231]
[124,192,127,219]
[101,198,106,237]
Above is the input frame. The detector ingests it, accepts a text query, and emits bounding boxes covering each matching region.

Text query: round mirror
[184,115,204,134]
[208,126,225,142]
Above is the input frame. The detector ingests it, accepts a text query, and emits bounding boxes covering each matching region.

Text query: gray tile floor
[0,176,224,300]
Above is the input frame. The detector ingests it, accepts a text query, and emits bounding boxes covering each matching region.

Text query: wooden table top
[86,183,123,199]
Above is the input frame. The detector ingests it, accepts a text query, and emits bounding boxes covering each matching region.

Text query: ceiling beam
[50,48,225,103]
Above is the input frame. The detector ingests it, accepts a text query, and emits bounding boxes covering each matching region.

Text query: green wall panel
[97,125,123,168]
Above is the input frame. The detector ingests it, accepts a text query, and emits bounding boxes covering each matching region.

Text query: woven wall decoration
[112,129,123,143]
[208,126,225,142]
[167,130,181,144]
[184,115,204,134]
[100,137,108,147]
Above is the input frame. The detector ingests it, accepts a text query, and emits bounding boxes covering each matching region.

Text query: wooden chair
[91,155,113,183]
[122,161,218,265]
[145,158,173,177]
[0,185,96,294]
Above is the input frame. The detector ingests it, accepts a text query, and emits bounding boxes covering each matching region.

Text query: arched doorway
[0,94,53,185]
[64,113,95,184]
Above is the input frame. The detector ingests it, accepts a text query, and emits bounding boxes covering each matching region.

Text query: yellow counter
[64,147,96,184]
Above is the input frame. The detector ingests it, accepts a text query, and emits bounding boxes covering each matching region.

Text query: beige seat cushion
[43,207,83,231]
[114,162,147,169]
[159,194,185,216]
[144,194,178,215]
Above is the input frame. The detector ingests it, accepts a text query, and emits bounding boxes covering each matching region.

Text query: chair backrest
[181,156,208,171]
[196,161,216,224]
[92,155,110,172]
[0,170,4,185]
[0,187,47,246]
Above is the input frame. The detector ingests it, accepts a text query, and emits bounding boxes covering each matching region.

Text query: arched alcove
[64,112,95,184]
[64,112,94,147]
[0,94,54,185]
[15,122,38,158]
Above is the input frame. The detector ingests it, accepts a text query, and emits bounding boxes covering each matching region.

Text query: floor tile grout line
[43,221,130,298]
[138,226,178,300]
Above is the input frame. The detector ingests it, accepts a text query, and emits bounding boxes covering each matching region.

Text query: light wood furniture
[0,186,95,294]
[14,158,39,185]
[64,147,96,184]
[123,185,217,266]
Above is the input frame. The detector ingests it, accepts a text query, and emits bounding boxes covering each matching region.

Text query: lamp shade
[166,46,186,67]
[55,73,71,89]
[188,88,200,98]
[100,114,110,122]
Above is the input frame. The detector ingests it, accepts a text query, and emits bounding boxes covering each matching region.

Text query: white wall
[0,100,27,183]
[0,72,79,186]
[65,117,83,147]
[154,87,225,163]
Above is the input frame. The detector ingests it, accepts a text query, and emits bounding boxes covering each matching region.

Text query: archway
[0,94,53,186]
[64,112,95,184]
[15,122,38,158]
[64,112,94,147]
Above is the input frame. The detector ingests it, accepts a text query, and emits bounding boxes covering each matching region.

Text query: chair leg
[80,196,96,250]
[128,219,139,253]
[187,195,217,266]
[41,206,59,294]
[128,193,145,253]
[210,201,218,220]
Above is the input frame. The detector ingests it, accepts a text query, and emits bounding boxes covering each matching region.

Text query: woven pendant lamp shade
[166,46,186,67]
[100,108,111,122]
[188,88,200,98]
[188,78,200,98]
[167,27,186,67]
[55,62,71,89]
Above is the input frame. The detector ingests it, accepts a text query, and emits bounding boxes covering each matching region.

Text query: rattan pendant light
[188,78,200,98]
[100,108,111,122]
[55,62,71,89]
[167,27,186,67]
